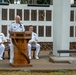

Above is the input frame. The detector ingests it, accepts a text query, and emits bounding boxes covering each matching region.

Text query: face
[29,26,33,32]
[15,16,20,23]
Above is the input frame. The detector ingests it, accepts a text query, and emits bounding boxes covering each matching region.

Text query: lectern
[10,31,32,67]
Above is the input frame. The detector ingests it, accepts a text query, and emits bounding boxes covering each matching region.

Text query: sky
[71,0,74,4]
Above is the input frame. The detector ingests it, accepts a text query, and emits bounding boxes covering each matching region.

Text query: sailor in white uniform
[0,33,5,60]
[8,15,25,63]
[28,25,40,59]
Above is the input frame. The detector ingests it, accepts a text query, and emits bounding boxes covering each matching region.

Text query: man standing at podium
[8,15,25,63]
[28,25,40,59]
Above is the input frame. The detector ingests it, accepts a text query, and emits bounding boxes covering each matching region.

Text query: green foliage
[4,0,14,3]
[10,0,14,4]
[4,0,27,4]
[4,0,7,2]
[37,0,50,4]
[75,0,76,4]
[21,0,26,4]
[0,0,2,2]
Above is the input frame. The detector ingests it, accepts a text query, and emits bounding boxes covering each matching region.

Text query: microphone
[19,22,22,27]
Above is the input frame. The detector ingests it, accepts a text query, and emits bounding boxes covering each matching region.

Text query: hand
[30,41,36,45]
[29,40,33,44]
[7,40,11,44]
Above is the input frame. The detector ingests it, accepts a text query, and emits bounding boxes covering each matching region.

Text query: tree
[0,0,2,2]
[4,0,27,4]
[21,0,27,4]
[75,0,76,4]
[37,0,50,4]
[4,0,14,3]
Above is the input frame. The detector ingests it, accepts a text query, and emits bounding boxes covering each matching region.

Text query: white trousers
[0,44,5,58]
[9,43,40,63]
[9,43,14,63]
[28,44,40,56]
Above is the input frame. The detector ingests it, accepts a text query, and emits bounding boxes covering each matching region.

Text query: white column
[53,0,70,56]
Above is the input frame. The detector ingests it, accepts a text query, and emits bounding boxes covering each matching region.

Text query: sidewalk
[0,51,76,71]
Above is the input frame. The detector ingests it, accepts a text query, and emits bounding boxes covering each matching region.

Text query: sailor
[8,15,25,63]
[28,25,40,59]
[0,33,5,60]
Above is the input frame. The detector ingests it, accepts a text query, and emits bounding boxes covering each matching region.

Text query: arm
[8,25,12,33]
[8,24,13,32]
[35,34,38,44]
[0,33,5,44]
[29,33,38,44]
[7,33,11,43]
[22,24,25,31]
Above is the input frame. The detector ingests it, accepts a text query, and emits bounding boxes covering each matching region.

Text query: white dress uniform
[6,33,11,51]
[0,33,5,60]
[8,22,25,63]
[28,32,40,59]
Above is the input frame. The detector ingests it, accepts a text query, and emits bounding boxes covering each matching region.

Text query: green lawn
[0,71,76,75]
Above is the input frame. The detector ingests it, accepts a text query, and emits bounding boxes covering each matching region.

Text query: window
[31,10,37,21]
[9,9,15,20]
[2,9,7,20]
[38,26,44,37]
[46,10,52,21]
[70,26,74,37]
[70,10,74,21]
[46,26,51,37]
[24,10,29,21]
[2,25,7,36]
[17,9,22,20]
[39,10,44,21]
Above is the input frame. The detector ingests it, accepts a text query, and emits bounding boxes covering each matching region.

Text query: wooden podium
[10,31,32,67]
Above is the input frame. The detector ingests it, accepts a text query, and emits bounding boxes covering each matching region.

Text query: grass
[0,71,76,75]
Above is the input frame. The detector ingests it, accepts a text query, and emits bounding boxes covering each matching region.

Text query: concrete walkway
[0,51,76,71]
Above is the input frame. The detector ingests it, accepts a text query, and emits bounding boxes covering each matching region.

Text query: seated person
[28,25,40,59]
[0,33,5,60]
